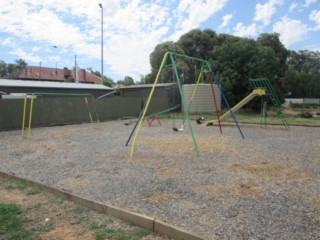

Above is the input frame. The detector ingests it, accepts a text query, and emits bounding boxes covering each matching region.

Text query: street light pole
[53,45,58,80]
[99,3,104,84]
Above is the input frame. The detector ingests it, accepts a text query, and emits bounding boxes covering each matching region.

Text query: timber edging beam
[0,171,205,240]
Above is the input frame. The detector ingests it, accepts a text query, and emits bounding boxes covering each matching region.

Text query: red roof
[17,66,100,84]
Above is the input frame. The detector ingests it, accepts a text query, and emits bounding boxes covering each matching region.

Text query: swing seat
[196,117,205,124]
[172,126,184,132]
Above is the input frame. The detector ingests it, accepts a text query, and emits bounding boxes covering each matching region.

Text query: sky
[0,0,319,82]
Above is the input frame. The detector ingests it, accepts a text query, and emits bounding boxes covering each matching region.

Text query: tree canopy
[146,28,320,104]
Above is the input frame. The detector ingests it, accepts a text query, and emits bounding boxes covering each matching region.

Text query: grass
[0,178,162,240]
[155,107,320,127]
[26,187,41,196]
[0,203,34,240]
[94,227,152,240]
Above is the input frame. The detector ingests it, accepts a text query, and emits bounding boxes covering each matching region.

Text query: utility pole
[53,45,58,80]
[99,3,104,84]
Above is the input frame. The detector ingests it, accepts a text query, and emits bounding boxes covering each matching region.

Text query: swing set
[127,52,244,157]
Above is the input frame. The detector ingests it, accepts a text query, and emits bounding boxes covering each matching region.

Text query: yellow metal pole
[130,52,169,157]
[27,96,34,138]
[190,68,203,101]
[21,96,27,138]
[85,97,94,127]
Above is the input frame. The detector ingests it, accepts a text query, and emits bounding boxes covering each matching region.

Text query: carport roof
[0,79,113,90]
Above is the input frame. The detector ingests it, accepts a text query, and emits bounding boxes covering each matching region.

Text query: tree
[257,33,288,72]
[117,76,134,86]
[213,37,282,105]
[284,50,320,98]
[0,60,7,77]
[14,59,28,71]
[103,76,114,87]
[148,41,185,83]
[177,29,218,60]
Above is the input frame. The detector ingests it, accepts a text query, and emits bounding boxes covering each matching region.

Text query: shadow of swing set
[126,51,289,157]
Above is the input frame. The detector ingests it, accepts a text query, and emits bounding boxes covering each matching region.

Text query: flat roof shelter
[0,79,114,98]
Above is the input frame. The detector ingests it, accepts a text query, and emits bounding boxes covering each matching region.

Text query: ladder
[249,78,289,130]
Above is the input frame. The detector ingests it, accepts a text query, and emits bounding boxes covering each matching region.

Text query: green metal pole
[169,53,200,157]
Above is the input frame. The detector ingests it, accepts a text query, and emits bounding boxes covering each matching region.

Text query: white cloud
[233,23,257,37]
[9,48,42,63]
[254,0,283,26]
[0,37,14,47]
[219,14,233,28]
[310,9,320,30]
[170,0,228,40]
[31,46,41,52]
[305,0,317,7]
[289,3,298,12]
[0,0,175,79]
[273,16,310,47]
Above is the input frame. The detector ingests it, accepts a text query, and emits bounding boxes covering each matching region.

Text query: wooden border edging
[0,172,206,240]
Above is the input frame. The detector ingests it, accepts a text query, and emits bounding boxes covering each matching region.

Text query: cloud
[0,37,14,47]
[309,9,320,30]
[273,16,310,47]
[254,0,283,26]
[233,23,257,37]
[219,14,233,28]
[9,48,42,63]
[289,3,298,12]
[0,0,228,79]
[170,0,228,40]
[304,0,317,7]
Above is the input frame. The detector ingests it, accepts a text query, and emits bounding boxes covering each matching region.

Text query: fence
[0,96,169,131]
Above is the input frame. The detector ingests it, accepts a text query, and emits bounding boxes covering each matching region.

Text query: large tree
[146,41,185,84]
[284,50,320,98]
[213,37,282,105]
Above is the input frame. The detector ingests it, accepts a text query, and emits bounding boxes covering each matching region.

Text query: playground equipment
[125,105,179,126]
[250,78,289,129]
[206,78,289,130]
[206,89,266,125]
[21,92,100,138]
[125,105,179,146]
[128,51,244,157]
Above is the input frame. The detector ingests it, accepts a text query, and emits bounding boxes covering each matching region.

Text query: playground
[1,120,320,239]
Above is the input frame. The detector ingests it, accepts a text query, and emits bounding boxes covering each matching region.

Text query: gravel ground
[0,120,320,240]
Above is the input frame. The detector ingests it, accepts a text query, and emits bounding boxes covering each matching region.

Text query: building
[14,66,100,84]
[119,83,180,108]
[0,79,113,98]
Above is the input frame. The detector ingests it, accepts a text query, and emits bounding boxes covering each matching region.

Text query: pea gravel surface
[1,120,320,240]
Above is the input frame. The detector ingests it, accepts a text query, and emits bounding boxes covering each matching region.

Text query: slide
[206,88,266,125]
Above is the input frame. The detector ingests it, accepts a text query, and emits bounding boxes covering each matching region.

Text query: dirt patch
[196,183,260,197]
[140,134,237,155]
[227,161,311,181]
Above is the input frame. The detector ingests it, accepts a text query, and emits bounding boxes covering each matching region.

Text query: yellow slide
[206,88,266,126]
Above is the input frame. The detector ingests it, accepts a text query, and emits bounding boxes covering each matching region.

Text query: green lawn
[153,108,320,127]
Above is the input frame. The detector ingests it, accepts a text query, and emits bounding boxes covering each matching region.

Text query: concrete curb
[0,171,206,240]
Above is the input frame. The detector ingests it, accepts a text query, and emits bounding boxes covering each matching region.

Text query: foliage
[213,37,282,105]
[0,59,28,78]
[147,28,319,110]
[65,76,75,82]
[147,41,185,83]
[283,50,320,98]
[103,79,112,87]
[117,76,135,86]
